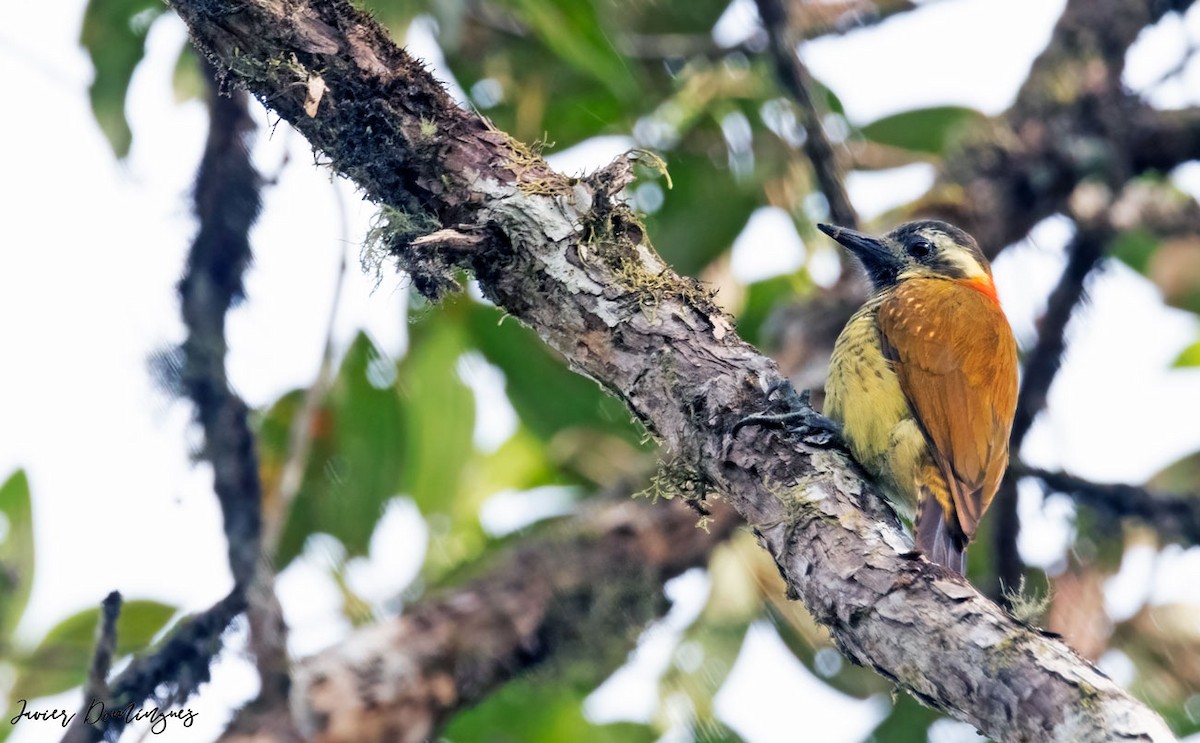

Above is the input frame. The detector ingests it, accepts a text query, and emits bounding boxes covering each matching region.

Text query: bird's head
[817,220,998,303]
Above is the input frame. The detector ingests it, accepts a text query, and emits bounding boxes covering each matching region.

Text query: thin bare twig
[754,0,859,229]
[993,225,1109,599]
[1018,465,1200,545]
[261,179,352,555]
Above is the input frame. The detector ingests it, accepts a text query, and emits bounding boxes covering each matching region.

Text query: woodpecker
[819,220,1018,574]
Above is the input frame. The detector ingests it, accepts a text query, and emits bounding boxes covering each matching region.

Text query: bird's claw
[730,382,842,446]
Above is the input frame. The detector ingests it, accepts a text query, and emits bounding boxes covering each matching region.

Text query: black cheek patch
[927,255,967,278]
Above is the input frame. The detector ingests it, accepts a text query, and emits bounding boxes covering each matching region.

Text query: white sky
[1,0,1199,741]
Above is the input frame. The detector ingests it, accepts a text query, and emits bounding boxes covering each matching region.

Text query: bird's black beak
[817,223,903,288]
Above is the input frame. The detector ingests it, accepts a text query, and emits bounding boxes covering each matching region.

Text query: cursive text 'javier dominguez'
[9,697,198,734]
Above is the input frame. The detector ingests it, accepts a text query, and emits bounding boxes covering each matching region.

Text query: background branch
[992,223,1112,596]
[96,62,280,736]
[914,0,1198,250]
[1019,465,1200,546]
[222,497,737,743]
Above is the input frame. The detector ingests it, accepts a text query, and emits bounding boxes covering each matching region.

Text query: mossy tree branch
[168,0,1174,739]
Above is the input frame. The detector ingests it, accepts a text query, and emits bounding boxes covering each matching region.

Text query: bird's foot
[730,381,842,447]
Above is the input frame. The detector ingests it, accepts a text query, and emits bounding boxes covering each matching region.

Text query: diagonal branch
[167,0,1174,738]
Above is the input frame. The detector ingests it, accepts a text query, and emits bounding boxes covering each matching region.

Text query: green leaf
[643,148,765,277]
[597,0,730,35]
[1157,701,1200,738]
[1148,451,1200,494]
[656,542,759,730]
[356,0,420,38]
[458,427,561,519]
[867,692,939,743]
[443,675,656,743]
[273,333,407,567]
[692,721,749,743]
[1111,229,1158,274]
[0,470,35,640]
[11,600,176,700]
[424,426,568,585]
[398,317,474,517]
[659,616,753,736]
[440,21,629,147]
[859,106,985,155]
[502,0,638,100]
[1173,339,1200,368]
[80,0,168,157]
[736,274,806,348]
[1148,237,1200,314]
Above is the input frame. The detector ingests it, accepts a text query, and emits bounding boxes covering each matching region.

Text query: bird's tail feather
[916,475,967,575]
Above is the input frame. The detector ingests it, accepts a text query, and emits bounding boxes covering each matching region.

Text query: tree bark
[169,0,1176,739]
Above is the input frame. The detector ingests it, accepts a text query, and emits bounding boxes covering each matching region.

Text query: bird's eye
[908,240,933,259]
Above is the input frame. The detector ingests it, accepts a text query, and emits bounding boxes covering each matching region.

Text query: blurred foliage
[657,542,759,739]
[80,0,167,157]
[0,472,34,644]
[461,302,642,446]
[443,675,657,743]
[865,694,940,743]
[1174,339,1200,367]
[69,0,1200,739]
[859,105,985,155]
[1117,603,1200,736]
[1150,451,1200,495]
[260,332,412,568]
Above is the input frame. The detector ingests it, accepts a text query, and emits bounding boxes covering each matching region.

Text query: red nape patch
[965,276,1000,305]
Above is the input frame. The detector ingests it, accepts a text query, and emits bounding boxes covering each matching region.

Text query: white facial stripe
[930,232,987,280]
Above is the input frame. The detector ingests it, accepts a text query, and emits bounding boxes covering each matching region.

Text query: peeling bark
[169,0,1176,739]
